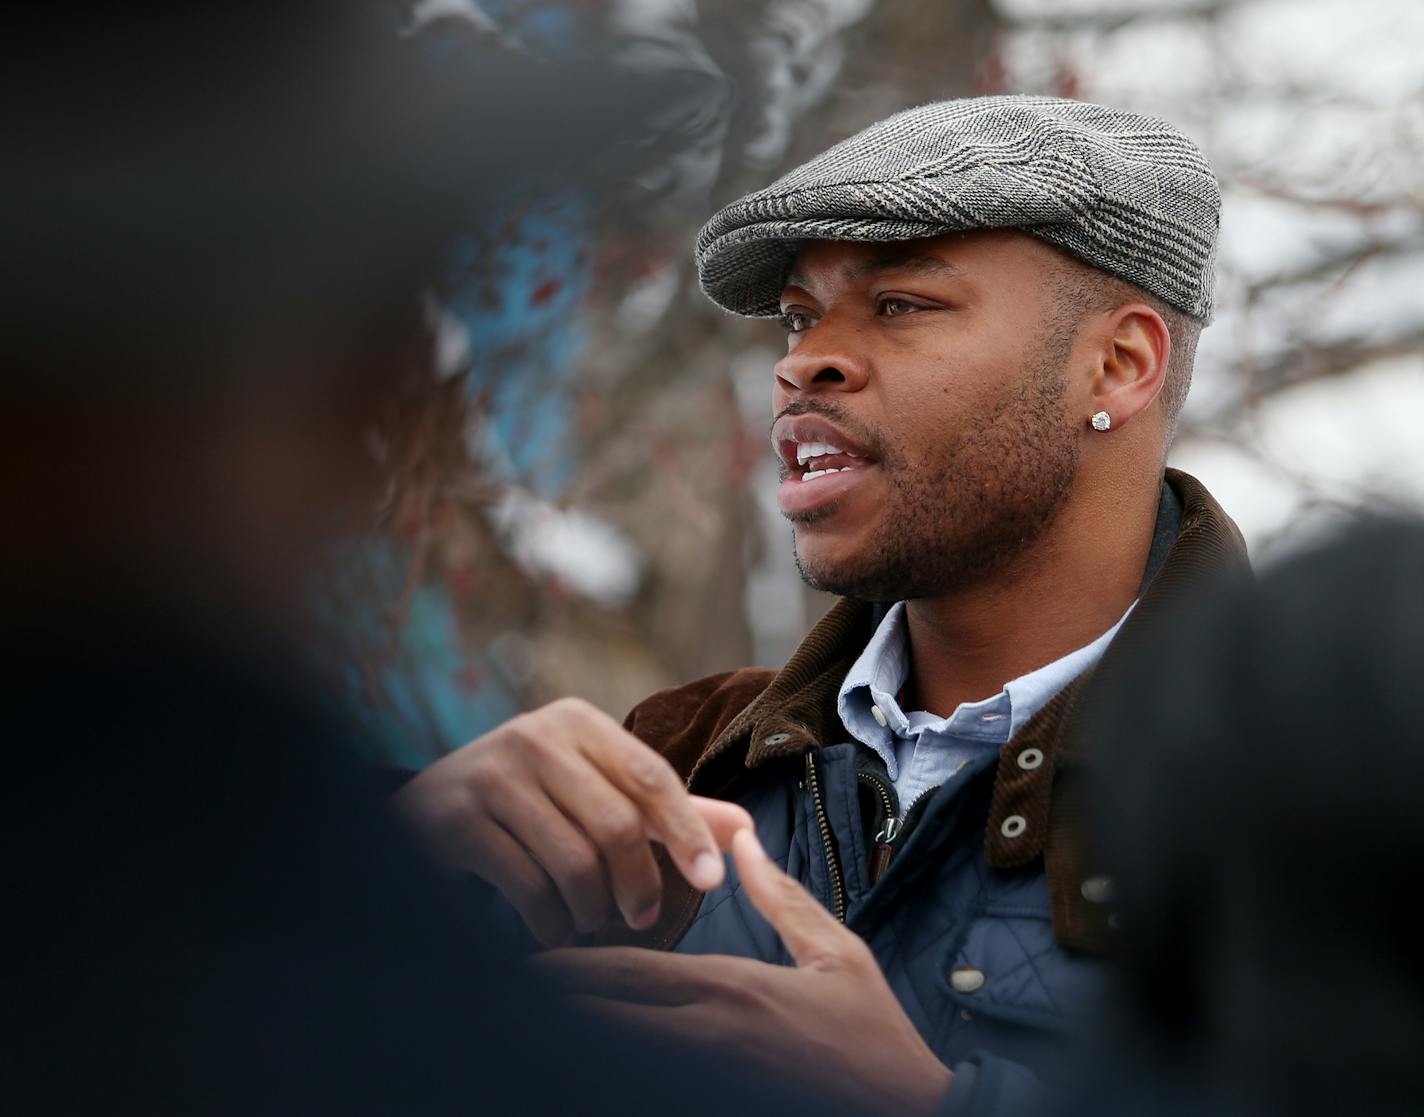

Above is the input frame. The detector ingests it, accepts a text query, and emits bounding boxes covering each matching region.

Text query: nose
[773,316,870,398]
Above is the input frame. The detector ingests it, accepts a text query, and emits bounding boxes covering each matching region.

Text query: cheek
[877,363,1000,464]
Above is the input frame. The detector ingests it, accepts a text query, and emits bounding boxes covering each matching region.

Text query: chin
[791,537,895,604]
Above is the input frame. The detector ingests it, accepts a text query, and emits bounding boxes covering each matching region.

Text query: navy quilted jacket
[602,472,1248,1116]
[480,472,1246,1116]
[675,740,1105,1116]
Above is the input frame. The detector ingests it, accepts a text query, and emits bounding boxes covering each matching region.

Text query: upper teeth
[796,441,843,465]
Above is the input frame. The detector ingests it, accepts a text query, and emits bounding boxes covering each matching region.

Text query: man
[398,95,1249,1115]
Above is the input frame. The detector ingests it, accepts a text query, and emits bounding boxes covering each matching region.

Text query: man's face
[770,229,1082,602]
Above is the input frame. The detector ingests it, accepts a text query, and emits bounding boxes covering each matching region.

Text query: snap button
[959,1008,974,1021]
[1080,875,1117,904]
[762,732,794,747]
[1016,748,1044,770]
[870,704,888,728]
[949,967,985,994]
[1000,814,1027,839]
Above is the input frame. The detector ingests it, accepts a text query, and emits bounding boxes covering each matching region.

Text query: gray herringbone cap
[695,95,1221,323]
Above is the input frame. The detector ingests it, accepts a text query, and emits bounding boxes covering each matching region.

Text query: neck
[902,475,1161,715]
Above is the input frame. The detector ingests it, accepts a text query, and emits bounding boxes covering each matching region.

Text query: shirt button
[1016,748,1044,770]
[1080,875,1117,904]
[870,704,888,728]
[1000,814,1027,839]
[949,967,986,993]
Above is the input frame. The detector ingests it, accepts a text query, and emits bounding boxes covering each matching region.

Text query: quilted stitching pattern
[673,746,1108,1072]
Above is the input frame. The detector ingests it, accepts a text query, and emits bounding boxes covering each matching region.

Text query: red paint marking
[530,277,563,306]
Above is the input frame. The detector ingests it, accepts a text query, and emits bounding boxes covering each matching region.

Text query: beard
[789,338,1080,603]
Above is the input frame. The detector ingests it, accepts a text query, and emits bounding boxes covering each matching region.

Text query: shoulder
[623,667,776,780]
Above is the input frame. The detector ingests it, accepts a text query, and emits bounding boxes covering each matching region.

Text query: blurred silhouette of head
[1,5,682,635]
[1084,519,1424,1115]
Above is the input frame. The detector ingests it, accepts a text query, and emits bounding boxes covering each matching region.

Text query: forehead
[783,229,1054,292]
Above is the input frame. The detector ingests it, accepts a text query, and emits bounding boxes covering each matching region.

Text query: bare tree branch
[994,0,1241,34]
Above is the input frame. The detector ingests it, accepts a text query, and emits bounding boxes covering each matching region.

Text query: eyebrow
[784,251,962,292]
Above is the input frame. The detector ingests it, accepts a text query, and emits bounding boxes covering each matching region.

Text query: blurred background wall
[343,0,1424,765]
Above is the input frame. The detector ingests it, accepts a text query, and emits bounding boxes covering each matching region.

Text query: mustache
[769,399,889,463]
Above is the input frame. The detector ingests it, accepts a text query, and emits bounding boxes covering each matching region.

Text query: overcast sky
[999,0,1424,558]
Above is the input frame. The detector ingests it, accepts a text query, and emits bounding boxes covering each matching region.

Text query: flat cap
[695,94,1220,323]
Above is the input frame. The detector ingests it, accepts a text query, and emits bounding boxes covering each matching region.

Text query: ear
[1088,305,1170,432]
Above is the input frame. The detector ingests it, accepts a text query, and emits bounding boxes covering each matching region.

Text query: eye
[879,297,919,318]
[778,309,816,333]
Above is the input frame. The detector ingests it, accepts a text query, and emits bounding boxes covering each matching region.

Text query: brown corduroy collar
[687,468,1248,954]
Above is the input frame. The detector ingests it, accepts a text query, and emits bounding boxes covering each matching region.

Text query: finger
[486,780,617,936]
[730,827,854,969]
[462,815,576,947]
[573,720,723,892]
[691,796,755,851]
[533,746,665,930]
[535,946,747,1005]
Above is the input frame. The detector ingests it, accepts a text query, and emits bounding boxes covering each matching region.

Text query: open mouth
[771,416,880,516]
[772,415,878,477]
[787,439,871,481]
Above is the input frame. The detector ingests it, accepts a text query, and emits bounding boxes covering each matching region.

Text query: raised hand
[394,697,751,946]
[538,825,954,1115]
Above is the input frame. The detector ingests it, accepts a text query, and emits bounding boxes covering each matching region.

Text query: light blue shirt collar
[837,601,1133,783]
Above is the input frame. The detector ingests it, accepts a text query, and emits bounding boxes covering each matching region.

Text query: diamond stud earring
[1090,411,1112,432]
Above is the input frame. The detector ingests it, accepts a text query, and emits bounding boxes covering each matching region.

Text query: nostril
[812,367,846,384]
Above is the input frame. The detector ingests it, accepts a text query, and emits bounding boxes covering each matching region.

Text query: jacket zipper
[804,751,848,923]
[857,770,902,885]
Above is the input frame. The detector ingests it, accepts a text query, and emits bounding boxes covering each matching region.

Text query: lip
[770,413,881,517]
[777,463,876,516]
[769,414,878,474]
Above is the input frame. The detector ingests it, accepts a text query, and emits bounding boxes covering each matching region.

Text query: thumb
[729,827,853,968]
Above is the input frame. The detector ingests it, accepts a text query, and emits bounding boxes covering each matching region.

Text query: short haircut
[1047,251,1202,445]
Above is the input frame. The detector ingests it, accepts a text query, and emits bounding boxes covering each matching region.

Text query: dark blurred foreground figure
[1,7,831,1115]
[1069,519,1424,1117]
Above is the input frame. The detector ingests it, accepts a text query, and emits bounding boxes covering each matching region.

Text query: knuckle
[463,750,502,787]
[590,803,643,851]
[550,842,602,888]
[504,864,552,909]
[550,695,597,723]
[491,714,541,756]
[625,749,673,792]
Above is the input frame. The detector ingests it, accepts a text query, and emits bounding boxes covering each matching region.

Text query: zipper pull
[869,815,902,885]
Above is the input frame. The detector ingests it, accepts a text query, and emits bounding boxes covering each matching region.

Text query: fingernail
[629,902,660,930]
[690,851,723,890]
